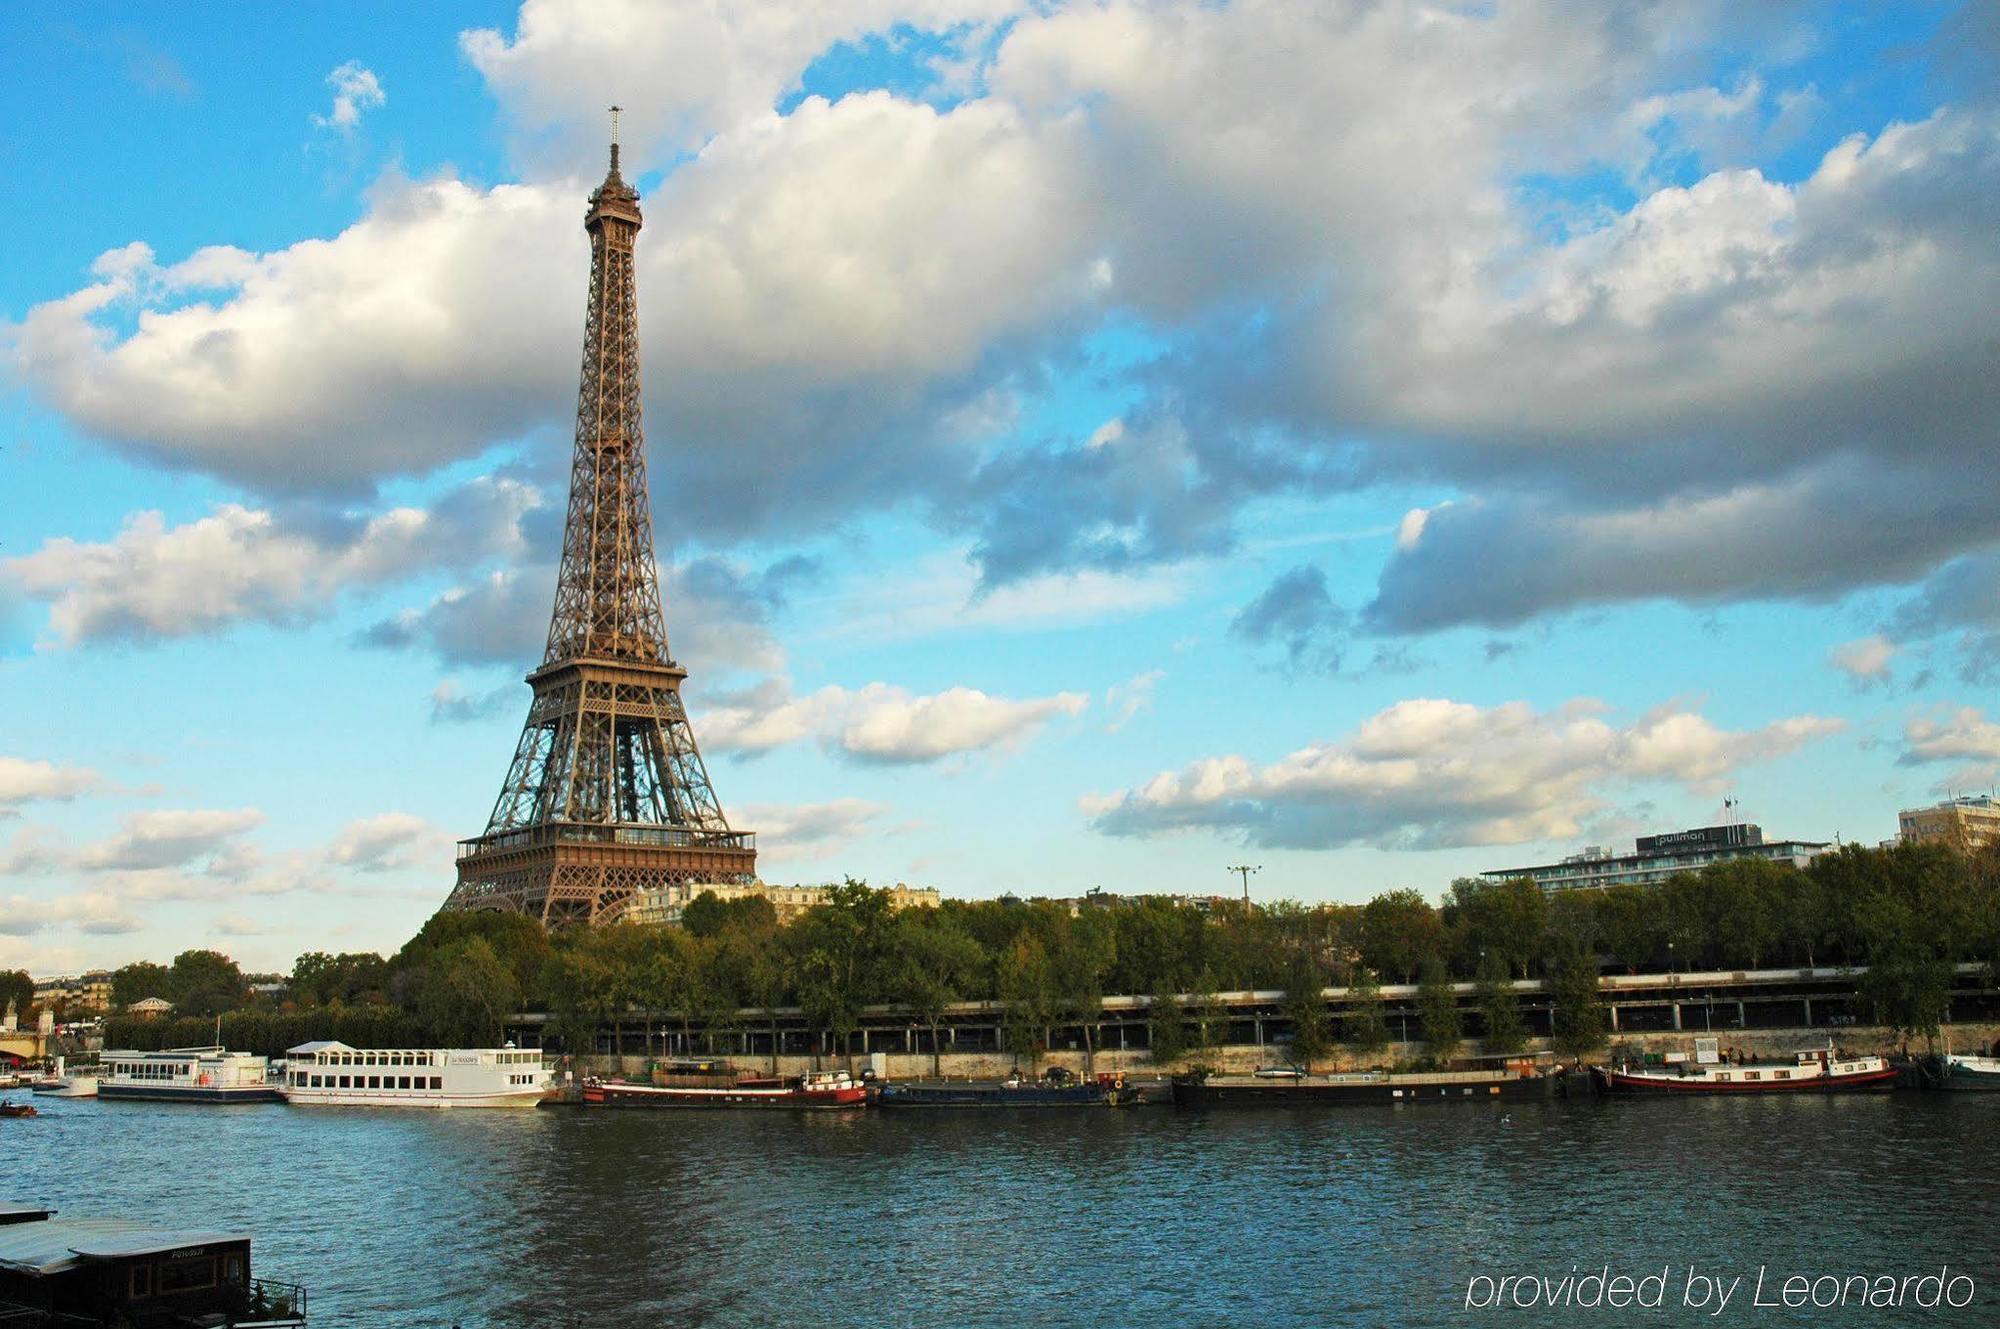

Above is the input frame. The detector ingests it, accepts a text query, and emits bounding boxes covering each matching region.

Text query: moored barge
[1172,1066,1557,1107]
[1592,1043,1896,1094]
[879,1070,1140,1108]
[582,1060,865,1109]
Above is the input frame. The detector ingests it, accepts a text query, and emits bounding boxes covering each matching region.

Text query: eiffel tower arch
[443,129,756,927]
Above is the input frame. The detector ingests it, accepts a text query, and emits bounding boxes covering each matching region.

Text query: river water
[10,1091,1998,1327]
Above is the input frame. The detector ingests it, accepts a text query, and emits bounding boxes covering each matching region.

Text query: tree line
[87,839,2000,1064]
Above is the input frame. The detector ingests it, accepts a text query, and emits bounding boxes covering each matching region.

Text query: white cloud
[738,798,891,863]
[75,809,266,872]
[313,60,386,132]
[326,812,445,874]
[462,0,1016,167]
[1899,706,2000,790]
[702,679,1086,763]
[0,892,142,938]
[0,757,101,807]
[1830,634,1899,683]
[3,479,538,647]
[1103,669,1163,733]
[1088,697,1843,850]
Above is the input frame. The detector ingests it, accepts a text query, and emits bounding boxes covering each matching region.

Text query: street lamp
[1227,864,1262,908]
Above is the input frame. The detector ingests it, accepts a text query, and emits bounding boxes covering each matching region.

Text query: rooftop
[0,1216,247,1277]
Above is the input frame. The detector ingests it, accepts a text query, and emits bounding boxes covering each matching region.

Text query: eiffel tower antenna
[443,120,756,927]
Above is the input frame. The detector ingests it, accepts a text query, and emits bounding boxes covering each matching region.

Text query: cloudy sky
[4,1,1998,975]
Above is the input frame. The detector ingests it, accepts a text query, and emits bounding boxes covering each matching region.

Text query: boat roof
[0,1203,52,1220]
[286,1040,355,1055]
[0,1218,248,1276]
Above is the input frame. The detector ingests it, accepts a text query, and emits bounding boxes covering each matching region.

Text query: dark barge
[878,1070,1141,1108]
[1171,1067,1559,1108]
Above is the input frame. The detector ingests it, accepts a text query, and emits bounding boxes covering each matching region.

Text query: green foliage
[1281,959,1333,1071]
[111,962,172,1010]
[1476,952,1527,1055]
[1416,958,1462,1065]
[290,952,390,1007]
[414,938,519,1047]
[1546,943,1606,1060]
[0,970,31,1019]
[1146,990,1188,1067]
[168,950,245,1018]
[998,934,1057,1067]
[1341,966,1390,1058]
[1360,889,1444,983]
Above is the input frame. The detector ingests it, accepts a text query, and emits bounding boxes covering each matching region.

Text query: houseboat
[0,1202,306,1326]
[1592,1041,1897,1094]
[97,1048,281,1104]
[582,1060,866,1109]
[279,1042,552,1108]
[1172,1064,1559,1107]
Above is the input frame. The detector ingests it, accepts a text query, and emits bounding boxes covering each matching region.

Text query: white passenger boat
[98,1047,281,1103]
[280,1041,551,1108]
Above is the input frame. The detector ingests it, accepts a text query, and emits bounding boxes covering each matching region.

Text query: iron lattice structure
[443,138,755,927]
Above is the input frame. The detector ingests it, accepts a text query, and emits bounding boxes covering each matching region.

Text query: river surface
[10,1091,1998,1327]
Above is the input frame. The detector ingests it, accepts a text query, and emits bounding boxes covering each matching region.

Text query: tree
[1476,952,1527,1055]
[1281,959,1333,1071]
[415,938,518,1046]
[788,880,894,1066]
[0,970,31,1022]
[169,950,245,1018]
[1185,968,1232,1054]
[1146,990,1188,1068]
[1416,958,1462,1066]
[1360,889,1444,983]
[1051,911,1117,1073]
[1546,942,1606,1061]
[112,961,172,1009]
[1341,966,1390,1060]
[1445,877,1546,978]
[998,934,1058,1070]
[889,917,984,1077]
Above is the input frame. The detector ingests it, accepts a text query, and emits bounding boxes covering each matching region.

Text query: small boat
[582,1061,866,1109]
[879,1069,1141,1108]
[278,1041,551,1108]
[1927,1052,2000,1091]
[0,1100,37,1118]
[1591,1041,1897,1094]
[30,1057,100,1098]
[1172,1066,1558,1107]
[97,1047,282,1104]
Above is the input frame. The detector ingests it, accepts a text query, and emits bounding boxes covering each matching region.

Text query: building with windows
[625,880,940,927]
[1898,795,2000,854]
[1481,823,1831,893]
[29,971,113,1013]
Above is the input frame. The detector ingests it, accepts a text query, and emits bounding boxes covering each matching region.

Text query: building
[625,881,941,927]
[1898,796,2000,854]
[127,997,174,1017]
[28,971,113,1014]
[1482,823,1831,893]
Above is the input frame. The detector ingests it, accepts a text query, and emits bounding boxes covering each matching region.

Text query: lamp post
[1226,864,1262,908]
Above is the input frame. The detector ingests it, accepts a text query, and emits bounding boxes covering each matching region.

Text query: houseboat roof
[0,1203,53,1223]
[0,1217,248,1276]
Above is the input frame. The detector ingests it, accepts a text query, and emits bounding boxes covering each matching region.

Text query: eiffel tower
[444,122,756,927]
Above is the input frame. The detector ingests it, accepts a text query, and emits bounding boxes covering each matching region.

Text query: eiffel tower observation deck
[444,121,756,927]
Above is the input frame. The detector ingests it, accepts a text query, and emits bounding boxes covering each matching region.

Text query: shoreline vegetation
[27,840,1998,1070]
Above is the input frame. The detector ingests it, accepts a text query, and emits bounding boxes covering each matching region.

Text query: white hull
[282,1086,544,1109]
[32,1077,100,1098]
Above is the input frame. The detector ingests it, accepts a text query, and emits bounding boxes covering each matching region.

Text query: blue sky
[3,1,1998,975]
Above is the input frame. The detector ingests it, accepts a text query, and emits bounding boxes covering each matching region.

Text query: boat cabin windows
[159,1255,216,1294]
[129,1265,151,1298]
